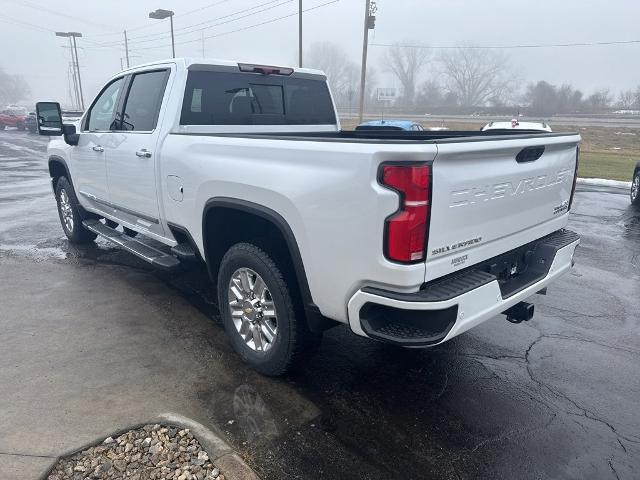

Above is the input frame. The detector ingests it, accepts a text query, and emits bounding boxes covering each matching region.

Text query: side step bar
[83,219,181,271]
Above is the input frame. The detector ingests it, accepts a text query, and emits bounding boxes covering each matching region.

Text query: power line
[5,0,120,33]
[126,0,339,52]
[0,14,54,34]
[127,0,293,46]
[90,0,293,47]
[370,40,640,50]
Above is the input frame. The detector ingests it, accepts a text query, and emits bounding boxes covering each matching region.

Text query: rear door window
[118,70,170,132]
[181,71,335,126]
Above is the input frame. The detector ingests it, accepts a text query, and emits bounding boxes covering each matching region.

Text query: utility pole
[358,0,376,122]
[124,30,130,68]
[298,0,302,67]
[56,32,85,110]
[62,43,81,109]
[201,31,205,57]
[149,9,175,58]
[71,34,85,110]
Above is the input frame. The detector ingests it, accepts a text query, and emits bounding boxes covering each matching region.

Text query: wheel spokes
[228,267,278,353]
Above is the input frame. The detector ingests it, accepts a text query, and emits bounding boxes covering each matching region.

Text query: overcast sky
[2,0,640,107]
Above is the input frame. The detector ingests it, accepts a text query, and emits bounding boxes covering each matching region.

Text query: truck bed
[172,129,576,144]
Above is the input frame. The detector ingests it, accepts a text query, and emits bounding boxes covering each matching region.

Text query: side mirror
[63,124,79,146]
[36,102,63,136]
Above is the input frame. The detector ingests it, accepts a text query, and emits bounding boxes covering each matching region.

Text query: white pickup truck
[37,58,580,375]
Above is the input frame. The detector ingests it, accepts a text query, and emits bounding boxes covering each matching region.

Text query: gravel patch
[47,424,225,480]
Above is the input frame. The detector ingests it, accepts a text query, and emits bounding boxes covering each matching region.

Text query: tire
[55,177,97,244]
[217,243,321,376]
[0,124,5,130]
[631,171,640,206]
[17,123,25,131]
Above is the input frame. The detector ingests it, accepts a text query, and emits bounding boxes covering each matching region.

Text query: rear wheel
[55,177,97,244]
[217,243,321,376]
[631,172,640,206]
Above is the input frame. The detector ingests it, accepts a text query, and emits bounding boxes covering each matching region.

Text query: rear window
[180,71,336,126]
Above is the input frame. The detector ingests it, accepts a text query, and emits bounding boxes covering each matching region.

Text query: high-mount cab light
[238,63,294,76]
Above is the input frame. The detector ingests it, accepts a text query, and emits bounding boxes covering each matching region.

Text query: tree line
[307,41,640,116]
[0,68,30,106]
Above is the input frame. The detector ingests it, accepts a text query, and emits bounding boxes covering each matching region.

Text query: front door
[105,69,170,238]
[72,77,125,212]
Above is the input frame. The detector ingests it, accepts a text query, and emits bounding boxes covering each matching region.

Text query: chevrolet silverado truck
[37,58,580,375]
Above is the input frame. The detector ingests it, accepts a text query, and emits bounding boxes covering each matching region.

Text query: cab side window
[118,70,170,132]
[86,77,125,132]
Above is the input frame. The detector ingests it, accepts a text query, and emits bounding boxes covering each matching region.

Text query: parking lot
[0,129,639,479]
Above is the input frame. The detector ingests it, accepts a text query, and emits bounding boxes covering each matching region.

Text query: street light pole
[149,9,176,58]
[169,14,175,58]
[298,0,302,67]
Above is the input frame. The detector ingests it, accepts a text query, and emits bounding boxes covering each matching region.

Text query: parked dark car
[25,112,37,133]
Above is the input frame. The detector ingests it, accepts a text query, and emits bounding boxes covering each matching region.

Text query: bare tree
[618,89,637,110]
[305,42,359,108]
[439,48,516,108]
[383,42,431,107]
[586,88,612,112]
[0,68,30,105]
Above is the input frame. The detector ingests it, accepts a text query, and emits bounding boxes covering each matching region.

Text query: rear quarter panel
[159,135,437,322]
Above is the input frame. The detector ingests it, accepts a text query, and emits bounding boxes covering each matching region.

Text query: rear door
[104,68,170,236]
[425,134,580,282]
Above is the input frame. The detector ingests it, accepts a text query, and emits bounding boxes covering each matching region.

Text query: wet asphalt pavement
[0,129,639,480]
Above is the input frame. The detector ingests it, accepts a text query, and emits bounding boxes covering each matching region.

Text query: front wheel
[217,243,321,376]
[55,177,97,244]
[631,172,640,206]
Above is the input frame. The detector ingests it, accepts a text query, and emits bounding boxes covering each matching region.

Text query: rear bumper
[347,229,579,346]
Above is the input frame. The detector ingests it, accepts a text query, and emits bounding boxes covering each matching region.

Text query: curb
[38,413,260,480]
[577,177,632,189]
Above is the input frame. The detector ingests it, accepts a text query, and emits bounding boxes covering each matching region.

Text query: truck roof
[116,57,326,78]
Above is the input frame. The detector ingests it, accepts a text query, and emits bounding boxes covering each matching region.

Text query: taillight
[380,164,431,263]
[569,146,579,210]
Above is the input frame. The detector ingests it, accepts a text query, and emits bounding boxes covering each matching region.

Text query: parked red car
[0,106,28,130]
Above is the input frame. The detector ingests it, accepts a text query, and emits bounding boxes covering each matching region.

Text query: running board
[83,219,181,271]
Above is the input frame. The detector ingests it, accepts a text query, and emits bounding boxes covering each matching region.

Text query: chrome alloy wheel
[228,268,278,353]
[59,188,74,232]
[632,175,640,202]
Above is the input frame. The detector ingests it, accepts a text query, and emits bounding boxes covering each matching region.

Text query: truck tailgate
[425,134,580,282]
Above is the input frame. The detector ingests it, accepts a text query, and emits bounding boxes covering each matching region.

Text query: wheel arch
[202,197,337,333]
[48,155,72,191]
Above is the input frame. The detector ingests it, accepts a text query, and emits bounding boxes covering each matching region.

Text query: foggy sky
[2,0,639,108]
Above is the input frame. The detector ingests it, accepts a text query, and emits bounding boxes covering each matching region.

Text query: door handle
[136,149,152,158]
[92,145,104,152]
